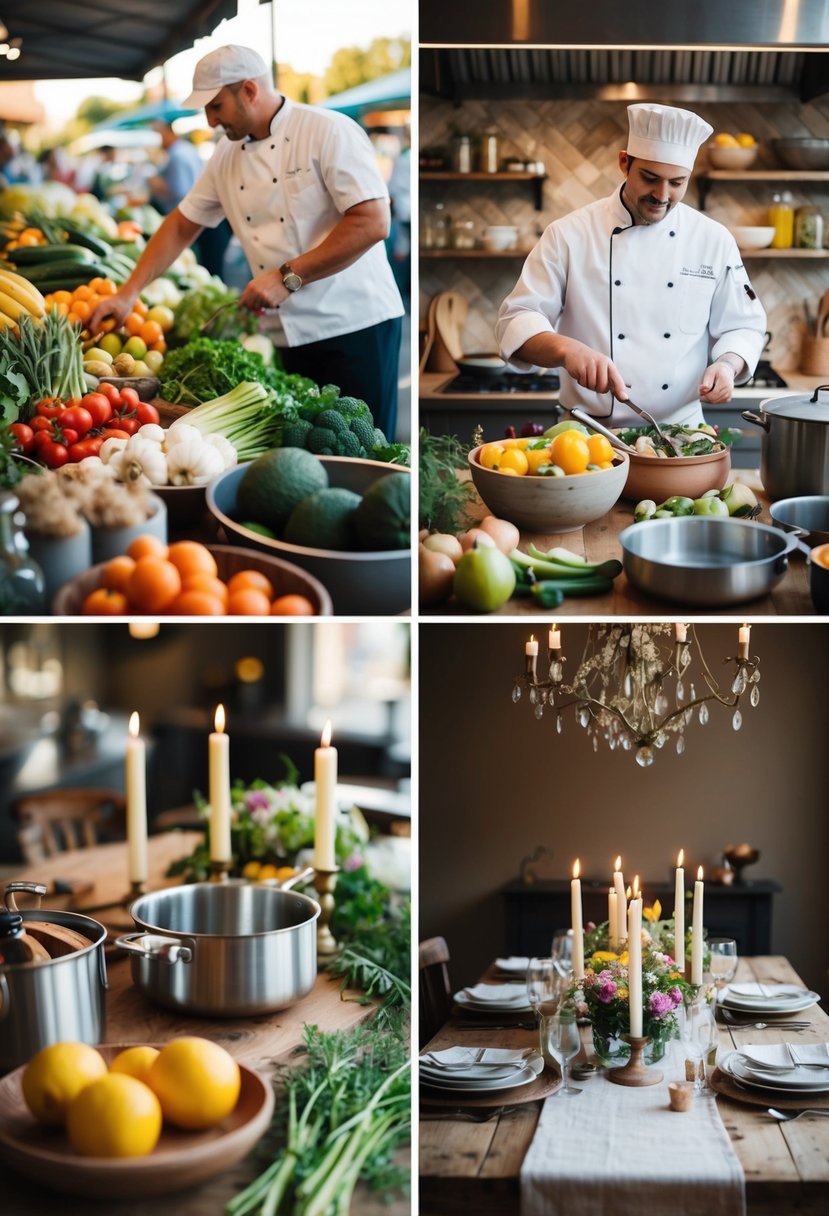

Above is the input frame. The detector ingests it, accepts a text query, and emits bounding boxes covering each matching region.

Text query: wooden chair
[419,935,453,1048]
[12,788,127,864]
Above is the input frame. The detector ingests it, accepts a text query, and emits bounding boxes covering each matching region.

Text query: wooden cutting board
[434,291,467,362]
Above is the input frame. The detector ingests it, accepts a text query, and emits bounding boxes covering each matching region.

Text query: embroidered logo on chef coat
[680,264,716,280]
[285,166,312,178]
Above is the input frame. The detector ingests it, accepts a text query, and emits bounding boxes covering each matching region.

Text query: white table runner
[521,1069,746,1216]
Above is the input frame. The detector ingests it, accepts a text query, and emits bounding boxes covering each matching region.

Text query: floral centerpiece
[583,900,710,974]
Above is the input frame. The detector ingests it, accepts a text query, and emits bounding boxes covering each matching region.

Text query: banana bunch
[0,265,46,329]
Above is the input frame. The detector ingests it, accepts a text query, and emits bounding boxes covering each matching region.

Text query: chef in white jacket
[496,103,767,427]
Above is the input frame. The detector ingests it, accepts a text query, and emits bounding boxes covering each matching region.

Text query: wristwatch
[280,263,302,292]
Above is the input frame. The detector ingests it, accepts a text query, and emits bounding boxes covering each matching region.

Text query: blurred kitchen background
[0,622,410,866]
[418,3,829,455]
[419,622,829,1004]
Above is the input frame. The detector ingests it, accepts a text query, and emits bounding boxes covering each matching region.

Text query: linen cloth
[521,1065,745,1216]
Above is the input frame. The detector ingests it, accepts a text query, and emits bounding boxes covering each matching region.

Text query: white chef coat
[179,97,404,347]
[496,185,767,427]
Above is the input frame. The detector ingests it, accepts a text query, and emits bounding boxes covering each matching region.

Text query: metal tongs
[621,397,669,445]
[570,408,634,454]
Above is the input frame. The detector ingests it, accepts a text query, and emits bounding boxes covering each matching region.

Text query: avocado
[236,449,328,533]
[283,487,362,551]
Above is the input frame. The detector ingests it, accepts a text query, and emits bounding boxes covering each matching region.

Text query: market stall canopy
[1,0,238,82]
[92,98,199,130]
[320,68,410,120]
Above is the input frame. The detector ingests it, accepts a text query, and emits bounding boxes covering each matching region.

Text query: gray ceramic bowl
[206,457,411,616]
[769,496,829,547]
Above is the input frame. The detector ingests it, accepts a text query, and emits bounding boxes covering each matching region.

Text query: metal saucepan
[769,496,829,546]
[116,878,320,1017]
[618,517,810,606]
[1,882,108,1073]
[455,353,507,378]
[742,386,829,499]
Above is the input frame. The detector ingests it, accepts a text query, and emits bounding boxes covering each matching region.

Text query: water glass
[526,958,559,1018]
[550,929,573,980]
[542,1007,583,1095]
[681,1001,719,1092]
[708,938,739,987]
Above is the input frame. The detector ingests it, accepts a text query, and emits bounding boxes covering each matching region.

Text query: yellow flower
[617,987,629,1000]
[643,900,662,923]
[669,971,681,980]
[618,951,629,966]
[592,951,619,964]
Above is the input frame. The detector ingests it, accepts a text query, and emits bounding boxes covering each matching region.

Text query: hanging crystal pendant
[636,745,654,767]
[750,684,760,707]
[676,734,686,755]
[529,687,537,705]
[556,712,563,734]
[512,684,522,703]
[545,687,555,706]
[676,679,685,704]
[623,672,633,697]
[699,703,709,725]
[578,705,590,728]
[733,709,742,731]
[534,703,544,719]
[731,669,746,694]
[750,669,760,683]
[654,733,666,749]
[592,734,599,752]
[655,692,668,715]
[689,683,696,700]
[679,645,691,671]
[621,736,632,751]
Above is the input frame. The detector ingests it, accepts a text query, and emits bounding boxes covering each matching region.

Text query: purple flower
[343,851,364,872]
[245,791,271,811]
[668,986,683,1006]
[649,991,672,1018]
[597,980,618,1003]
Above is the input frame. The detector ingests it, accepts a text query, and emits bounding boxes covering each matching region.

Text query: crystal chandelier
[512,623,760,767]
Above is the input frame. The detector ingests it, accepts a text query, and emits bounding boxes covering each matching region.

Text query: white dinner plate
[720,987,819,1015]
[419,1049,543,1086]
[453,991,534,1013]
[494,957,530,975]
[420,1057,543,1094]
[721,1052,829,1095]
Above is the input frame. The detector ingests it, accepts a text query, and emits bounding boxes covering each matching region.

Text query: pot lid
[759,387,829,423]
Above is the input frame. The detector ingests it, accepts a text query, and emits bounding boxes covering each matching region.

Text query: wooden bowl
[98,375,160,401]
[622,446,731,502]
[51,544,333,616]
[0,1045,274,1199]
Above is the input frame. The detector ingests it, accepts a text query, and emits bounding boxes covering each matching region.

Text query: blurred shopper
[38,145,76,187]
[91,146,120,200]
[147,122,203,214]
[90,45,404,439]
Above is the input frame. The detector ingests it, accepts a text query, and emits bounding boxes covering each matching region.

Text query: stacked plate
[420,1046,543,1094]
[720,982,820,1016]
[494,956,530,977]
[720,1042,829,1098]
[453,982,533,1014]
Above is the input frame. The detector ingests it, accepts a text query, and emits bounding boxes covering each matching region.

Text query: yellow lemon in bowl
[714,132,739,147]
[22,1042,108,1125]
[109,1044,160,1086]
[66,1073,162,1158]
[147,1037,241,1130]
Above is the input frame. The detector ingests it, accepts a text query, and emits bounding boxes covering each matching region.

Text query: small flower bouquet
[583,900,710,973]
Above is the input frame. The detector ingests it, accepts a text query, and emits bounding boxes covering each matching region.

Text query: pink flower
[649,991,672,1018]
[597,980,618,1003]
[668,986,683,1006]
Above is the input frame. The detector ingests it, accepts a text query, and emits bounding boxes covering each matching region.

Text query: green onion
[0,312,86,412]
[169,381,283,461]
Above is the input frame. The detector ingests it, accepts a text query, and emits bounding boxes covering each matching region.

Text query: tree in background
[324,36,410,95]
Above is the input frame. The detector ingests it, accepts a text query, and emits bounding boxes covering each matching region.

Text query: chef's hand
[560,338,628,398]
[699,359,738,404]
[88,288,138,336]
[238,269,289,312]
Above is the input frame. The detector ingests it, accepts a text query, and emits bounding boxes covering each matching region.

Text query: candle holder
[607,1035,663,1087]
[209,859,230,883]
[313,868,339,959]
[129,879,148,899]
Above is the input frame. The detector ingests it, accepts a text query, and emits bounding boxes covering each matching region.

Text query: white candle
[571,859,584,981]
[691,866,705,985]
[738,623,751,660]
[209,704,232,864]
[613,856,626,929]
[675,622,687,643]
[628,897,643,1037]
[674,848,685,973]
[608,888,618,950]
[126,711,147,885]
[525,635,538,657]
[549,626,561,651]
[314,719,337,871]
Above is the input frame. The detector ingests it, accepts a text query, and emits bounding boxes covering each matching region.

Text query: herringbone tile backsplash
[420,97,829,370]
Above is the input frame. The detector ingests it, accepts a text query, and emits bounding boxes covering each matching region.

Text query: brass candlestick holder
[313,868,339,959]
[608,1035,663,1087]
[209,859,230,882]
[128,879,148,899]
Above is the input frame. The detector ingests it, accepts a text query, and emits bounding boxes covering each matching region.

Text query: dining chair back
[419,935,453,1047]
[13,788,127,864]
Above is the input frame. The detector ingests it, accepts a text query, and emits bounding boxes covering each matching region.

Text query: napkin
[726,982,806,1001]
[421,1046,531,1072]
[463,982,527,1003]
[495,956,530,973]
[739,1042,829,1071]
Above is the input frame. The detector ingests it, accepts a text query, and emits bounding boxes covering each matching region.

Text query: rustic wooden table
[420,956,829,1216]
[3,833,409,1215]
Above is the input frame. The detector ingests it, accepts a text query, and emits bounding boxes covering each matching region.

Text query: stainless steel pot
[618,517,809,606]
[742,387,829,499]
[769,496,829,546]
[117,880,320,1017]
[1,882,107,1073]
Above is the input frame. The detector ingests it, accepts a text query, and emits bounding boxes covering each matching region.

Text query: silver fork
[623,398,669,445]
[768,1107,829,1122]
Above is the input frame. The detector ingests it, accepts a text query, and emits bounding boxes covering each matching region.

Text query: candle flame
[128,711,140,737]
[573,858,580,879]
[626,884,632,900]
[214,704,225,734]
[614,855,622,871]
[697,865,704,880]
[321,718,332,748]
[529,633,535,644]
[633,875,640,897]
[677,848,684,868]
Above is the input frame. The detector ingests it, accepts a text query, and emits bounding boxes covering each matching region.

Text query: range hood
[420,0,829,102]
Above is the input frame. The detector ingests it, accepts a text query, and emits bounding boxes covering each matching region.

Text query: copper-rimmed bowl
[622,446,731,502]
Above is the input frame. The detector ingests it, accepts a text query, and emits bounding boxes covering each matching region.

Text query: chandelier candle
[674,849,685,974]
[549,625,561,651]
[126,711,147,886]
[628,894,643,1037]
[571,860,584,980]
[314,720,337,871]
[525,635,538,678]
[674,622,688,643]
[208,704,232,866]
[738,623,751,660]
[613,857,626,924]
[691,866,704,985]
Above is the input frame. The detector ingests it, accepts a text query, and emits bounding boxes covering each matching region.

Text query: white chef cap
[626,104,713,171]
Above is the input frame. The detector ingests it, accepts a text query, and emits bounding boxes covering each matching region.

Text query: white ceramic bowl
[468,447,629,532]
[729,226,775,250]
[708,146,759,170]
[482,225,519,251]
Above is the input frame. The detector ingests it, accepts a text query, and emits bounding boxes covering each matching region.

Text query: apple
[453,542,516,612]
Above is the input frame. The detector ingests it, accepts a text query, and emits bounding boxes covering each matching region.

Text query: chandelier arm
[555,690,643,740]
[657,690,741,734]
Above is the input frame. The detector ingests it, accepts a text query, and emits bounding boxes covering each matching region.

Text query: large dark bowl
[206,457,411,616]
[771,138,829,170]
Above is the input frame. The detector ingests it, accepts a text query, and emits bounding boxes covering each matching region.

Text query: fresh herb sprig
[419,427,476,532]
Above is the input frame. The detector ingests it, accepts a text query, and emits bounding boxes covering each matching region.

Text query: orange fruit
[498,447,530,475]
[478,444,505,470]
[138,320,163,346]
[586,434,615,466]
[132,298,148,316]
[127,558,182,614]
[167,590,226,615]
[526,446,555,473]
[182,574,230,607]
[226,570,274,599]
[71,299,91,321]
[101,555,137,593]
[147,1037,240,1131]
[550,431,591,475]
[126,534,168,562]
[81,588,128,615]
[149,338,167,354]
[226,587,272,616]
[166,541,218,581]
[73,284,93,301]
[125,312,144,336]
[270,594,315,616]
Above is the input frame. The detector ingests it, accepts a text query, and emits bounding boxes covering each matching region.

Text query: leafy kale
[0,355,28,425]
[419,427,476,531]
[159,337,315,407]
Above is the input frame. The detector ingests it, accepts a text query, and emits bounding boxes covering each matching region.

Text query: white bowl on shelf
[729,226,775,250]
[708,146,759,170]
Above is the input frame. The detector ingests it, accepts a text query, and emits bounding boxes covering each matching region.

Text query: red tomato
[8,423,34,453]
[64,397,83,409]
[113,416,140,436]
[119,387,140,410]
[31,415,56,433]
[135,402,160,426]
[100,428,132,442]
[38,439,69,468]
[68,436,105,462]
[58,428,79,447]
[60,406,94,437]
[96,382,121,404]
[35,398,65,420]
[80,393,113,428]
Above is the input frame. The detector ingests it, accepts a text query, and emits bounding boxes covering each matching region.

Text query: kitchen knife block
[799,335,829,376]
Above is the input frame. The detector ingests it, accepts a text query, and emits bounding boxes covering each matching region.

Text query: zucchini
[511,548,623,581]
[9,244,96,266]
[21,260,109,283]
[57,222,112,259]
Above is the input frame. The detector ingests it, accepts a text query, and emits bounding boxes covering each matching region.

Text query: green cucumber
[9,244,96,266]
[534,577,614,598]
[58,222,113,259]
[512,548,622,581]
[23,261,110,284]
[527,543,590,567]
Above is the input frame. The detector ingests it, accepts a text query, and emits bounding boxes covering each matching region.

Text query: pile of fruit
[9,386,159,468]
[713,132,757,149]
[21,1036,241,1159]
[633,484,759,521]
[0,263,46,327]
[0,219,138,293]
[476,422,617,477]
[39,277,172,379]
[81,536,316,616]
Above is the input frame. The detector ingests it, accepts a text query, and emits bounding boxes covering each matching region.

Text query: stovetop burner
[745,361,788,389]
[439,371,561,394]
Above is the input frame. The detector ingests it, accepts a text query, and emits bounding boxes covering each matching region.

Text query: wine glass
[550,929,573,981]
[526,957,559,1021]
[708,938,739,989]
[680,1002,719,1093]
[542,1007,583,1095]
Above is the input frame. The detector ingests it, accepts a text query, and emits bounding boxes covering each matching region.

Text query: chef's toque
[626,104,713,171]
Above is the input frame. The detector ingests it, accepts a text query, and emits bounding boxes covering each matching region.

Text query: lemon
[257,863,281,880]
[714,133,738,147]
[109,1045,160,1086]
[98,332,122,358]
[241,860,262,879]
[147,1037,241,1130]
[66,1073,162,1158]
[22,1042,108,1125]
[736,133,757,148]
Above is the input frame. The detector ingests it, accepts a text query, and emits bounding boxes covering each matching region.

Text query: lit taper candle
[691,866,705,985]
[126,711,147,885]
[314,720,337,871]
[209,704,232,864]
[571,859,584,981]
[674,848,685,973]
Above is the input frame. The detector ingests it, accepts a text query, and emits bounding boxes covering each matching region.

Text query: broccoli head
[334,395,373,422]
[307,426,338,455]
[349,416,376,449]
[337,431,364,458]
[315,409,350,435]
[280,418,314,448]
[372,427,387,448]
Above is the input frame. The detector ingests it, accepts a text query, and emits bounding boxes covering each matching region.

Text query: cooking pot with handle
[742,386,829,499]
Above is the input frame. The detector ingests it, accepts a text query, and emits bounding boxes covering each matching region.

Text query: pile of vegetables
[510,546,623,607]
[8,386,159,468]
[633,484,760,522]
[0,312,87,423]
[159,337,298,405]
[614,422,733,458]
[99,421,237,488]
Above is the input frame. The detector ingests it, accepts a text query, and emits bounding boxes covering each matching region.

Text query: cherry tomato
[60,406,94,437]
[113,416,140,436]
[68,436,105,462]
[35,398,65,420]
[96,382,121,404]
[31,415,56,433]
[8,423,34,454]
[80,393,113,428]
[100,427,132,442]
[58,428,79,447]
[119,387,140,410]
[38,439,69,468]
[135,402,160,426]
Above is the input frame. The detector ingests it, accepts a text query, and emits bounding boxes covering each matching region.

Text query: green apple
[123,335,147,360]
[453,542,516,612]
[143,350,164,374]
[98,332,122,358]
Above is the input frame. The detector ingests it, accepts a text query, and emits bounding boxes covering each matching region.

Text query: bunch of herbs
[419,427,476,532]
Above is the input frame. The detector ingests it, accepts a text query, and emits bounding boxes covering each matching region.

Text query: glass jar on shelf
[479,128,500,173]
[451,134,472,173]
[794,205,824,250]
[769,192,794,248]
[451,220,476,249]
[420,202,452,250]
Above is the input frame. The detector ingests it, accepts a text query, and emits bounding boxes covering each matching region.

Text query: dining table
[420,955,829,1215]
[2,831,409,1216]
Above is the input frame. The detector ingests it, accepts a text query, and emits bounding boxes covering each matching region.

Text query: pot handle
[0,972,9,1022]
[740,410,769,432]
[781,525,813,560]
[114,933,193,965]
[269,864,316,892]
[4,882,47,913]
[810,384,829,403]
